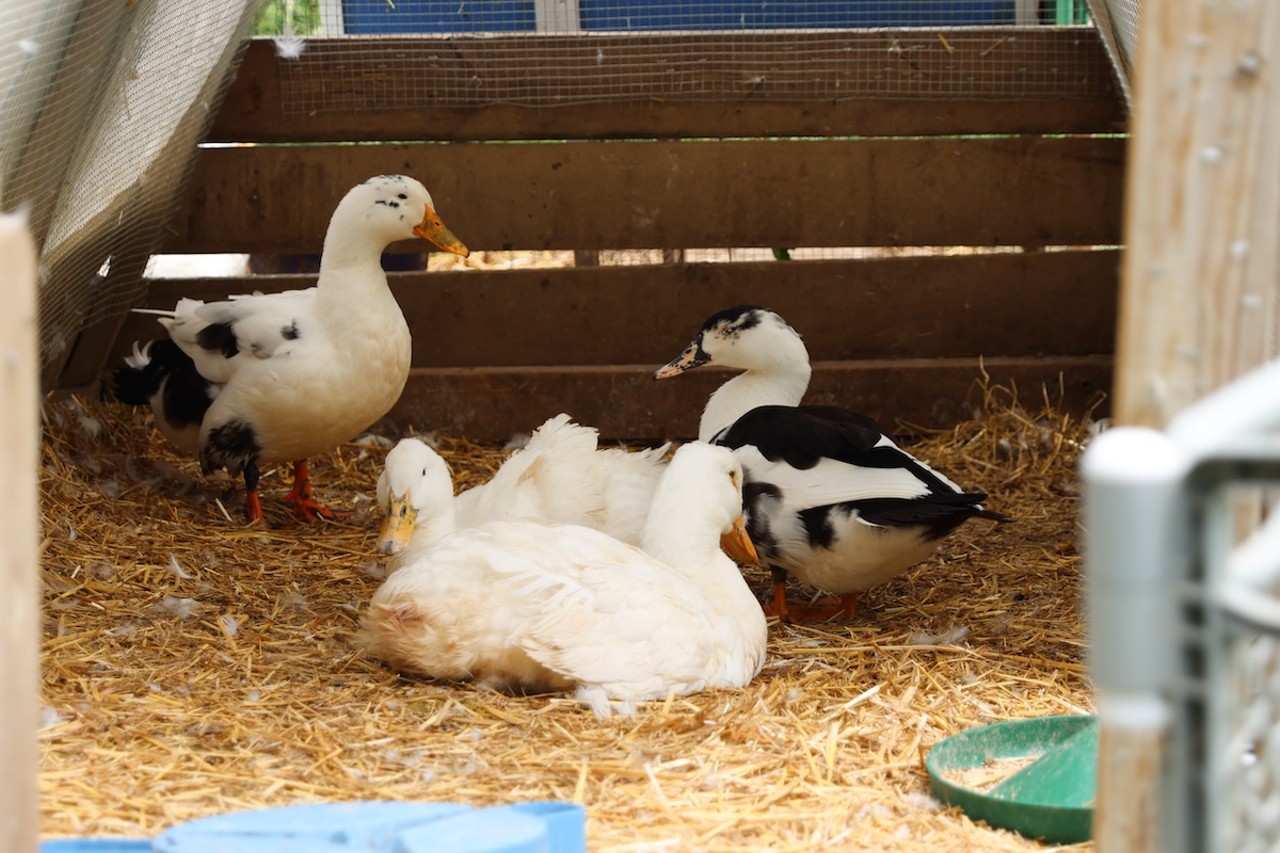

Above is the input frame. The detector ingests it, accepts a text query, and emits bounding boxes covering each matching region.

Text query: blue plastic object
[340,0,1016,34]
[342,1,537,34]
[579,1,1016,30]
[41,801,586,853]
[40,843,151,853]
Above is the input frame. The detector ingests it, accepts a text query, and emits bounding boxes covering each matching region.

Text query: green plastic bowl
[925,714,1096,844]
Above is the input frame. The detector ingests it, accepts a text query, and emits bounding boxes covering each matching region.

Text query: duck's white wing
[588,442,669,545]
[519,563,716,699]
[158,289,316,384]
[454,413,604,527]
[734,444,935,513]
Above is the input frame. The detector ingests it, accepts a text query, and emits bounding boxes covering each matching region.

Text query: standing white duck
[654,305,1009,622]
[110,175,469,523]
[376,413,669,561]
[360,442,768,718]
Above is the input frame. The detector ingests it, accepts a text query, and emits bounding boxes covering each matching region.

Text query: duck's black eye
[422,467,428,477]
[398,193,408,200]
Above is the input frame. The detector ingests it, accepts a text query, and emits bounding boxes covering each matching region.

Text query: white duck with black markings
[654,305,1009,622]
[110,175,469,523]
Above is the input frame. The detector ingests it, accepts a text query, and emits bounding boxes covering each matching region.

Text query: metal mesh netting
[1101,0,1138,77]
[280,31,1110,113]
[1222,633,1280,852]
[1,1,258,370]
[1211,489,1280,853]
[272,0,1107,112]
[1087,0,1138,102]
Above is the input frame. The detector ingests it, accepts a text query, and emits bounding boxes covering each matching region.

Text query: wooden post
[1115,0,1280,426]
[0,214,40,850]
[1106,1,1280,851]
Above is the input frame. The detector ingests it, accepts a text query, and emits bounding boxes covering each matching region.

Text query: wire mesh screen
[0,0,258,370]
[1220,632,1280,851]
[1171,479,1280,853]
[1207,488,1280,853]
[1087,0,1137,102]
[272,0,1108,114]
[1103,0,1138,75]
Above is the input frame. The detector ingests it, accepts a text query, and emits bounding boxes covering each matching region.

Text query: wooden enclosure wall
[0,215,40,853]
[80,29,1127,442]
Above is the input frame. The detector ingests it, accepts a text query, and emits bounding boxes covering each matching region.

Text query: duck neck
[317,225,393,293]
[413,501,459,549]
[640,499,721,576]
[699,360,811,441]
[314,237,403,334]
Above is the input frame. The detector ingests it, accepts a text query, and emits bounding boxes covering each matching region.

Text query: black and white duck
[654,305,1009,621]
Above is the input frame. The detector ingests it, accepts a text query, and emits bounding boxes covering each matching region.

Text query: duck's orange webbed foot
[762,583,858,624]
[284,459,351,522]
[241,461,271,526]
[244,489,267,525]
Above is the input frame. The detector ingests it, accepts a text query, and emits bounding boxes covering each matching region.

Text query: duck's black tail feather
[109,340,186,405]
[858,492,1011,541]
[975,507,1013,524]
[109,340,214,434]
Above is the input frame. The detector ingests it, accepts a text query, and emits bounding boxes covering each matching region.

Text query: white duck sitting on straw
[374,413,670,568]
[360,442,768,718]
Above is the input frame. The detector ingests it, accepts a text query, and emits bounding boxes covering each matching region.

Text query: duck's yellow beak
[413,205,470,257]
[720,514,758,564]
[378,493,417,555]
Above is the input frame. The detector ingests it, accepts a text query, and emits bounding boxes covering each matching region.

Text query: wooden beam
[386,355,1113,442]
[109,250,1120,371]
[0,214,39,853]
[1103,3,1280,853]
[209,30,1126,142]
[1114,3,1280,427]
[167,136,1126,254]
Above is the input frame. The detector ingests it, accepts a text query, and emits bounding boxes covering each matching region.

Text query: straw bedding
[38,382,1096,851]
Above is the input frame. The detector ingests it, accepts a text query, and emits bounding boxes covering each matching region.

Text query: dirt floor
[38,384,1095,851]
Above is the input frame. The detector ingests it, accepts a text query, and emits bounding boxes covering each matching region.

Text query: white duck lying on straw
[654,305,1009,622]
[109,175,469,523]
[360,442,768,718]
[376,413,670,563]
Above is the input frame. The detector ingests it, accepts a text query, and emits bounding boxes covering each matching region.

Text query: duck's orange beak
[653,339,709,380]
[378,493,417,555]
[413,205,469,257]
[720,514,758,564]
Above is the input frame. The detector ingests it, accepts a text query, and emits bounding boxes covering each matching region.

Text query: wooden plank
[209,29,1126,142]
[1102,3,1280,852]
[1114,2,1280,428]
[0,215,39,853]
[111,250,1120,370]
[167,136,1125,254]
[386,355,1113,442]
